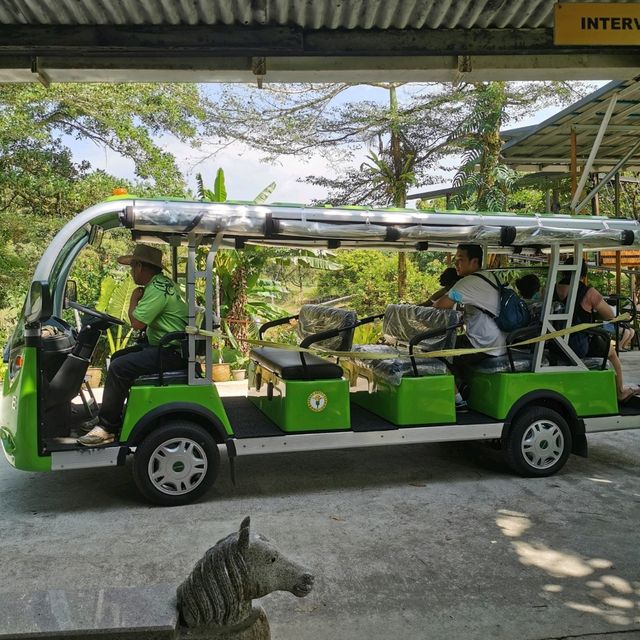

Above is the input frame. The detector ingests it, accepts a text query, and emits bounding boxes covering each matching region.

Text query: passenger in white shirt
[435,244,506,409]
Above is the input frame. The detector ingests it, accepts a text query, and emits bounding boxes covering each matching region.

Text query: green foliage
[0,84,208,196]
[253,182,276,204]
[353,320,383,345]
[315,250,441,316]
[450,82,516,212]
[96,276,137,355]
[206,81,588,208]
[196,168,341,347]
[0,83,212,379]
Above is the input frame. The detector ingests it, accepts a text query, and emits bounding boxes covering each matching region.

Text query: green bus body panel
[468,369,618,420]
[250,378,350,432]
[0,347,51,472]
[119,383,233,441]
[352,375,456,425]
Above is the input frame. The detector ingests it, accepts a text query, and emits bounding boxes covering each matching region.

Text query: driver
[78,244,188,446]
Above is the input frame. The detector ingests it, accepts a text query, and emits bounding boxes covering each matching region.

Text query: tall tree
[205,80,587,294]
[0,83,214,368]
[450,81,516,211]
[0,83,210,212]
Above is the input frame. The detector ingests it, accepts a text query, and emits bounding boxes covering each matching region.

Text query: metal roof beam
[0,25,562,56]
[571,94,618,212]
[574,138,640,214]
[1,24,639,58]
[1,53,640,84]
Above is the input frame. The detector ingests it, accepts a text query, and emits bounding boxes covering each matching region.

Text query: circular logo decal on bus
[307,391,328,412]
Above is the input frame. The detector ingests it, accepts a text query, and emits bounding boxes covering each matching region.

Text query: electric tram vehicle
[2,196,639,505]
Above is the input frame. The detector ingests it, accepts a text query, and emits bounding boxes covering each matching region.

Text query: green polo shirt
[133,274,187,346]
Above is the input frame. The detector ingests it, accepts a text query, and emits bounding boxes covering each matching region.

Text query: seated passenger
[601,297,635,352]
[555,258,637,403]
[516,273,542,320]
[435,244,506,410]
[617,323,635,351]
[515,274,541,303]
[421,267,461,306]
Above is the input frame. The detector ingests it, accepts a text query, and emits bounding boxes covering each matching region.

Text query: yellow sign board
[555,3,640,45]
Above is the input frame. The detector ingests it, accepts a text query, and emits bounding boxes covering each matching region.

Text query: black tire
[504,406,572,477]
[133,420,220,506]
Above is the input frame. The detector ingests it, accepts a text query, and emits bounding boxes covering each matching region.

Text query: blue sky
[69,81,607,206]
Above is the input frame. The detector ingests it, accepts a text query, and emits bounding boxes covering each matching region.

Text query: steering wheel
[68,301,125,326]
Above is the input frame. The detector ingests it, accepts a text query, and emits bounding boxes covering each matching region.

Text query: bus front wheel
[504,407,572,477]
[133,420,220,506]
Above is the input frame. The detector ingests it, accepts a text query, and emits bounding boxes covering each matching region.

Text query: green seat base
[352,375,455,426]
[249,375,350,433]
[467,369,618,420]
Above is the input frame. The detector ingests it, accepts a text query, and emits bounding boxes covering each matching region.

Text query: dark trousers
[448,335,490,384]
[99,345,185,432]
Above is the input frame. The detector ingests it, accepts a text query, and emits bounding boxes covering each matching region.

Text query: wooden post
[616,251,622,297]
[614,172,621,217]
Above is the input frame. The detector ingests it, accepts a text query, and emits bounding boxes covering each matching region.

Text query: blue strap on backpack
[471,272,531,333]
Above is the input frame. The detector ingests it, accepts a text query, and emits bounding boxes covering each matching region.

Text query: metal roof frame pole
[533,244,587,372]
[187,233,224,385]
[570,94,618,212]
[574,138,640,214]
[187,235,202,385]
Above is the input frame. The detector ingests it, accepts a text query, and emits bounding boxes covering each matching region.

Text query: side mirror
[25,281,52,323]
[64,280,77,307]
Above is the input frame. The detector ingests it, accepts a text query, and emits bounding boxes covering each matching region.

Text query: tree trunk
[389,85,408,299]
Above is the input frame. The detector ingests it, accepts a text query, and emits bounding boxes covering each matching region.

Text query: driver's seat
[131,331,202,387]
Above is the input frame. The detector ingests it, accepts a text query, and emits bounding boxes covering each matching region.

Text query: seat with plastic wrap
[349,304,461,426]
[250,304,358,380]
[248,304,358,433]
[470,323,545,375]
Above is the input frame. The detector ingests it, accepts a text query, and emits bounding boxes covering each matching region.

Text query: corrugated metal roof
[1,0,637,29]
[501,79,640,171]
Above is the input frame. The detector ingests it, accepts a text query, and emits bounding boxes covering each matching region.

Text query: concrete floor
[1,359,639,640]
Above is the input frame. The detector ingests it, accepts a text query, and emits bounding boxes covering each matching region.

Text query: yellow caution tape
[186,313,630,361]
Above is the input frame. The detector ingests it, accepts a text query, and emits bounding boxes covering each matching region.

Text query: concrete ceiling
[2,0,640,84]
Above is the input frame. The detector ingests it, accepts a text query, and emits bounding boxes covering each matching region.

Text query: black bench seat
[251,304,358,381]
[251,346,344,380]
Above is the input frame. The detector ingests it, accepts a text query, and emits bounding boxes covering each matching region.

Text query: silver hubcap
[521,419,564,470]
[147,437,208,496]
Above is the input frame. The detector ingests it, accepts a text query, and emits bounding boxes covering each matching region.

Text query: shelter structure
[410,78,640,215]
[501,78,640,215]
[1,0,640,84]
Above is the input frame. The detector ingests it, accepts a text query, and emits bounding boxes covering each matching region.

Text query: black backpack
[471,273,531,333]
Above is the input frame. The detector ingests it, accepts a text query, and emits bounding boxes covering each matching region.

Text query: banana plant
[96,276,137,355]
[196,167,340,354]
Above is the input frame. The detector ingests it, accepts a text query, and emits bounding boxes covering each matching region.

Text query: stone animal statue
[176,516,314,640]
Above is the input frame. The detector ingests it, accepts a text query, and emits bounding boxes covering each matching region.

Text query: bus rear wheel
[505,407,572,477]
[133,420,220,506]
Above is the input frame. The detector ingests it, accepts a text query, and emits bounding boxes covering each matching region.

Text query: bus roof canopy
[121,199,640,252]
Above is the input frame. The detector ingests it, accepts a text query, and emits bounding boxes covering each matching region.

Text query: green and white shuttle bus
[2,197,639,505]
